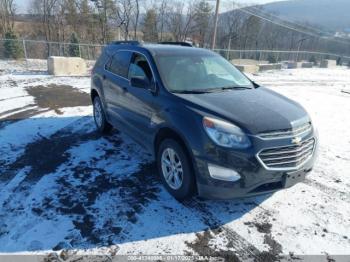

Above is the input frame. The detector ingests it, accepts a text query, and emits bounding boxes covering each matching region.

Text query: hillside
[261,0,350,31]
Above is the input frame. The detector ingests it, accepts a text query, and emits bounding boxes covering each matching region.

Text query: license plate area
[284,170,306,188]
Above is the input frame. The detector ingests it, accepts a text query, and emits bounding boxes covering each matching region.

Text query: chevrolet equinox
[91,41,318,200]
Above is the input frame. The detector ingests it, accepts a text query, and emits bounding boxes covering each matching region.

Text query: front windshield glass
[155,53,254,92]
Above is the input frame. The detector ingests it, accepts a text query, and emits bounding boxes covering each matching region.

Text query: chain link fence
[0,39,105,60]
[0,39,105,72]
[213,49,350,65]
[1,38,350,72]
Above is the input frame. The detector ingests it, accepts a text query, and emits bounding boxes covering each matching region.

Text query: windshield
[155,53,254,93]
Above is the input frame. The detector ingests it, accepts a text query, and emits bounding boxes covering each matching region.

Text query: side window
[106,51,132,78]
[128,53,153,83]
[129,64,147,79]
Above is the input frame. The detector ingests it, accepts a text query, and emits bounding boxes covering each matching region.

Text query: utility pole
[296,37,309,61]
[211,0,220,50]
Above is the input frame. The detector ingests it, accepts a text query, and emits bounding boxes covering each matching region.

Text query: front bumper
[193,131,318,200]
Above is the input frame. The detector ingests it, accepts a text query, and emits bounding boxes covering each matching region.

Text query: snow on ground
[0,64,349,261]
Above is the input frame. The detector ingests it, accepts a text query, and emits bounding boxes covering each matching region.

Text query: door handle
[102,74,106,80]
[122,86,128,92]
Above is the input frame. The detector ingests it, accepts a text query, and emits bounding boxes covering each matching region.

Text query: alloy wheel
[161,148,184,190]
[94,99,103,128]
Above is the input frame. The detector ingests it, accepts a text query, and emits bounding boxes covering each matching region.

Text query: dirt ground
[0,67,349,261]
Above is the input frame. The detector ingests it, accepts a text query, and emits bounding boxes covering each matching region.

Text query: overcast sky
[14,0,286,14]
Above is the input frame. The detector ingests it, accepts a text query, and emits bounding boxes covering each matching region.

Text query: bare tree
[132,0,140,40]
[78,0,96,42]
[114,0,134,40]
[90,0,117,44]
[0,0,16,36]
[157,0,169,41]
[30,0,60,42]
[65,0,79,34]
[166,1,196,42]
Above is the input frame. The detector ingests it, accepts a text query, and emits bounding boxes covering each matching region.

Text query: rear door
[104,50,132,128]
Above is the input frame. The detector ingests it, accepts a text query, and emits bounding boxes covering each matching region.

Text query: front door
[123,52,160,149]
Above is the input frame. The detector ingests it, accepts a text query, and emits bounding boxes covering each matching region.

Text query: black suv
[91,41,318,200]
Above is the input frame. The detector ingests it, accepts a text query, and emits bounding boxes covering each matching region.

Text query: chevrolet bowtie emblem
[292,137,302,144]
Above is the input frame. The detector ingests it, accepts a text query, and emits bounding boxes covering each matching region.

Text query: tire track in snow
[0,107,161,250]
[303,178,350,203]
[0,104,36,118]
[1,116,95,183]
[182,199,263,261]
[0,108,51,130]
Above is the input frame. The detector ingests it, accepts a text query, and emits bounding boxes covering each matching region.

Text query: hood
[175,87,310,134]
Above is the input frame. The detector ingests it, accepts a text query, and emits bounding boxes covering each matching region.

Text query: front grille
[258,122,312,139]
[258,138,315,170]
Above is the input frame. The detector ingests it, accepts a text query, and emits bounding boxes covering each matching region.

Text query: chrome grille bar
[264,152,313,166]
[262,148,313,161]
[258,123,312,139]
[259,140,314,156]
[257,138,316,170]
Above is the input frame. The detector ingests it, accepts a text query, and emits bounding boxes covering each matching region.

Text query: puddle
[26,84,91,114]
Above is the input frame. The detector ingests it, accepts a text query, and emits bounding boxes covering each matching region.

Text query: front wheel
[93,96,112,134]
[157,139,196,200]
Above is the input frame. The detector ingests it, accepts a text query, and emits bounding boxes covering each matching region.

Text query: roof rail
[112,41,140,46]
[158,41,193,47]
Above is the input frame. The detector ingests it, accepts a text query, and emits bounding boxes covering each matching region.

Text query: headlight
[203,117,251,149]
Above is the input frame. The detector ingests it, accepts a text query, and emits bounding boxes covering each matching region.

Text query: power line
[247,4,350,42]
[245,5,326,36]
[230,2,350,46]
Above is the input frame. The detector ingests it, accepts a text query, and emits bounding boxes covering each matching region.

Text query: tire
[93,96,112,134]
[157,139,196,200]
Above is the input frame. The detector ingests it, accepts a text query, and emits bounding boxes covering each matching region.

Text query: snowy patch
[0,64,349,258]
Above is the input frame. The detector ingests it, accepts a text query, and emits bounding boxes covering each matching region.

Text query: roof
[106,42,216,57]
[142,44,215,57]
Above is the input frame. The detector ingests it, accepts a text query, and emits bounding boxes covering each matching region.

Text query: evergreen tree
[309,55,317,64]
[142,9,158,42]
[3,31,23,59]
[193,1,212,47]
[69,32,80,57]
[336,57,342,65]
[267,54,277,63]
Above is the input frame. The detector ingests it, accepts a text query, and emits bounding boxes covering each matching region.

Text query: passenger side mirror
[130,77,156,92]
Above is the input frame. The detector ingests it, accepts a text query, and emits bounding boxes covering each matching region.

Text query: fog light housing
[208,164,241,182]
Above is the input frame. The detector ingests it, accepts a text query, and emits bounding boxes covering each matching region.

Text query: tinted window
[106,51,132,78]
[154,54,253,92]
[95,52,108,69]
[129,64,147,79]
[128,53,153,83]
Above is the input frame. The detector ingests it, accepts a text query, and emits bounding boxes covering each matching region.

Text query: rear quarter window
[106,51,132,78]
[93,51,108,71]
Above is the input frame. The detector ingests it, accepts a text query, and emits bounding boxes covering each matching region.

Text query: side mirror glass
[130,77,156,92]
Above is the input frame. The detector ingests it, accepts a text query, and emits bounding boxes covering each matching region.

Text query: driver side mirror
[130,77,156,92]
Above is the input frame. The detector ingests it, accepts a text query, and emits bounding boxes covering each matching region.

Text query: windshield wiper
[219,86,253,90]
[172,86,252,94]
[172,89,215,94]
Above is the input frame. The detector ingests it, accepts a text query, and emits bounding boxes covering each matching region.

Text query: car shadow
[0,115,273,253]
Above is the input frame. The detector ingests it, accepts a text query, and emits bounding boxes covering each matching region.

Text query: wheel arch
[91,88,100,101]
[154,127,198,193]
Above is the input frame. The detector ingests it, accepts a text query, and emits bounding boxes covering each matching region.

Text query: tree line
[1,0,350,61]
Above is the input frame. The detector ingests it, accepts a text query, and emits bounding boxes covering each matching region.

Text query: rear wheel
[157,139,195,200]
[93,96,112,134]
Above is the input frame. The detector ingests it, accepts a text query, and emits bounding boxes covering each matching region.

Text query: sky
[14,0,286,14]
